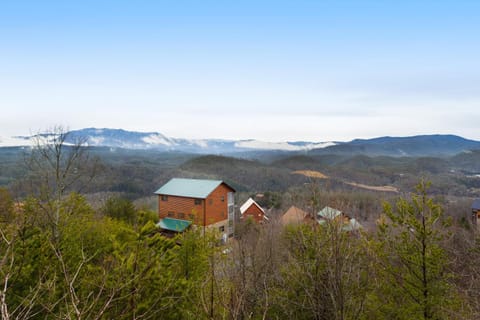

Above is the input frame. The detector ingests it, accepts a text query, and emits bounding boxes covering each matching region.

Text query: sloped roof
[154,178,234,199]
[473,199,480,210]
[281,206,309,225]
[240,198,265,215]
[156,217,192,232]
[317,206,342,220]
[342,218,362,231]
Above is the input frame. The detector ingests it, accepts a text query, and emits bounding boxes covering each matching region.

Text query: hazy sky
[1,0,479,142]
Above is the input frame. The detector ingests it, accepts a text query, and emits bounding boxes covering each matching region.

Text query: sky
[1,0,479,142]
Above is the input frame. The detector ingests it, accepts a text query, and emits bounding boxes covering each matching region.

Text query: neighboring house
[280,206,310,225]
[472,199,480,226]
[317,206,362,232]
[155,178,235,236]
[240,198,268,223]
[317,206,343,222]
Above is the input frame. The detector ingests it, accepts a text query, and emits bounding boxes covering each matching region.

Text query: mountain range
[1,128,480,157]
[0,128,335,153]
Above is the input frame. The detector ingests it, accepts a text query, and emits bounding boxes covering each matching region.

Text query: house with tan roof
[280,206,310,225]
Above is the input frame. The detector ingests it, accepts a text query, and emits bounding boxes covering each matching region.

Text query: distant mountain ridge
[0,128,334,153]
[1,128,479,156]
[311,134,480,156]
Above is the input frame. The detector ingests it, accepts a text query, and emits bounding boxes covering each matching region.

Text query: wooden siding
[158,182,234,227]
[203,184,231,226]
[242,204,265,223]
[158,195,204,224]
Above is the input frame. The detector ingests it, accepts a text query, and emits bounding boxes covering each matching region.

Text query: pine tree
[371,180,461,319]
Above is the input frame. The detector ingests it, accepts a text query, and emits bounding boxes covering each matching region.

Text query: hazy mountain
[2,129,479,157]
[310,134,480,157]
[0,128,334,153]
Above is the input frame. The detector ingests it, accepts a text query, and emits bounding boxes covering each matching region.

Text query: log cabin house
[155,178,235,236]
[240,198,268,223]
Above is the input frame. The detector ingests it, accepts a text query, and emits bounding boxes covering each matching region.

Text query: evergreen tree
[370,181,461,319]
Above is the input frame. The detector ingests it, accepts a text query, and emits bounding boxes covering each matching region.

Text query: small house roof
[156,217,192,232]
[473,199,480,210]
[281,206,309,225]
[342,218,362,231]
[317,206,342,220]
[240,198,265,215]
[154,178,234,199]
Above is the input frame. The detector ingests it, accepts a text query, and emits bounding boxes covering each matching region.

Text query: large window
[161,195,168,201]
[194,199,201,205]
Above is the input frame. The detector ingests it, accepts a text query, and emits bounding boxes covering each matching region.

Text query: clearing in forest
[292,170,398,193]
[292,170,329,179]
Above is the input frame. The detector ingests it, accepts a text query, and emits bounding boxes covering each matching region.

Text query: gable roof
[473,199,480,210]
[154,178,234,199]
[240,198,265,215]
[156,217,192,232]
[281,206,309,225]
[342,218,362,231]
[317,206,342,220]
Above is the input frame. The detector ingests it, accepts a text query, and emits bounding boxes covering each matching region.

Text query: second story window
[161,195,168,201]
[194,199,201,205]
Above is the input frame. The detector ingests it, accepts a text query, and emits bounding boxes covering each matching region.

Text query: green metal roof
[156,217,192,232]
[317,206,342,220]
[154,178,230,199]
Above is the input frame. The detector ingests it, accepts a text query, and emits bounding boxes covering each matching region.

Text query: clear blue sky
[1,0,479,141]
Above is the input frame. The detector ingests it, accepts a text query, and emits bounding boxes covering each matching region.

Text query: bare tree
[24,125,98,237]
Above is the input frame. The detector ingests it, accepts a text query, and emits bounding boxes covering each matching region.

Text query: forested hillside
[1,133,480,318]
[1,182,480,318]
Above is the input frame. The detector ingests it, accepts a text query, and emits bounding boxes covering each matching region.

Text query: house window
[194,199,201,205]
[220,196,225,202]
[167,211,174,217]
[219,226,225,232]
[189,213,195,221]
[161,195,168,201]
[178,212,185,219]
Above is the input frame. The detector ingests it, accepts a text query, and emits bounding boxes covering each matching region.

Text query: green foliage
[101,196,137,224]
[101,196,158,226]
[0,187,14,223]
[2,156,478,320]
[0,191,217,319]
[274,222,371,320]
[370,181,461,319]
